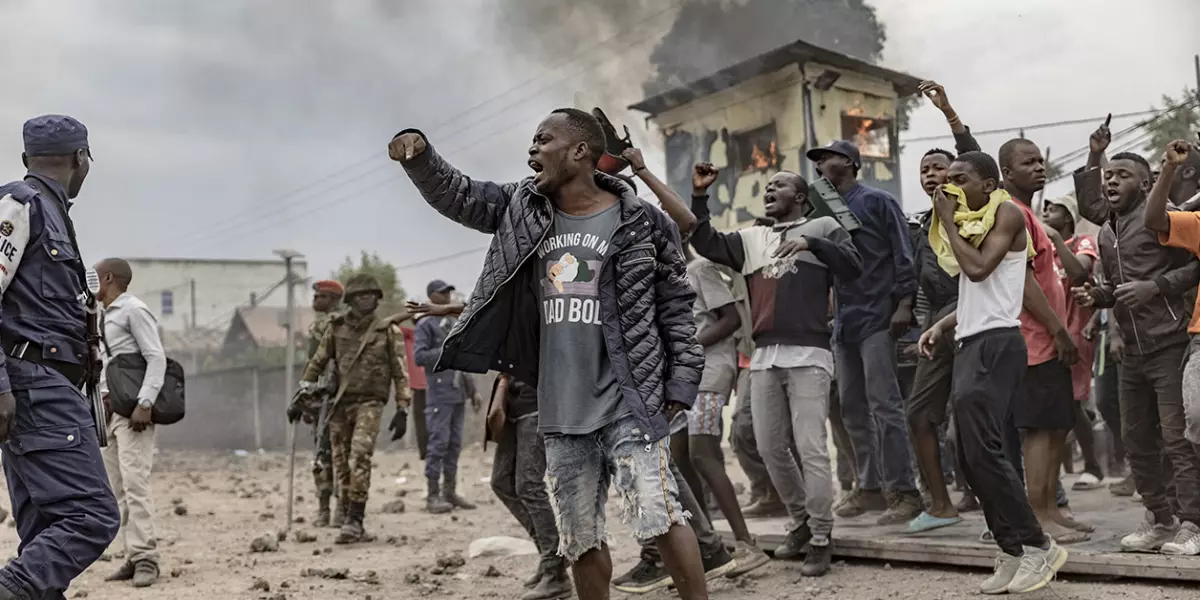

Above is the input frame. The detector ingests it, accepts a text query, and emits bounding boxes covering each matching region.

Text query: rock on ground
[466,536,537,559]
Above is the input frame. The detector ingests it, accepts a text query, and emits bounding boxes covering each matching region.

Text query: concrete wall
[123,258,311,334]
[158,363,492,452]
[650,61,903,232]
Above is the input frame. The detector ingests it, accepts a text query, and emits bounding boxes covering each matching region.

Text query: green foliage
[1141,88,1200,162]
[332,252,407,304]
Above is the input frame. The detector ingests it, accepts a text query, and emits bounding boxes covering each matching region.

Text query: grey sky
[1,0,1196,309]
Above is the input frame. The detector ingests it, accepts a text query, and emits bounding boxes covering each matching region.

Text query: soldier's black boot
[335,501,367,544]
[427,479,452,514]
[314,491,332,528]
[330,496,347,528]
[444,478,476,510]
[521,560,573,600]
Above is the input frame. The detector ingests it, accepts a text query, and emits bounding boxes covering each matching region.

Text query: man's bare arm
[938,200,1025,282]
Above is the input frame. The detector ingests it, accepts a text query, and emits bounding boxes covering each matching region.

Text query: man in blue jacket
[414,279,479,515]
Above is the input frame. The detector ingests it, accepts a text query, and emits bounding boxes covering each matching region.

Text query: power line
[180,8,681,250]
[902,108,1161,143]
[169,1,684,249]
[1046,97,1200,181]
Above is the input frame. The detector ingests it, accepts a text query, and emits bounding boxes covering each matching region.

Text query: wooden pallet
[713,477,1200,582]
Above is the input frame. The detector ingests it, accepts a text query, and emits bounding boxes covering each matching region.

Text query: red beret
[313,280,345,296]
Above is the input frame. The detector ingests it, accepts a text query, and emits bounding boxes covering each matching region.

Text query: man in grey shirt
[94,258,166,589]
[536,203,625,434]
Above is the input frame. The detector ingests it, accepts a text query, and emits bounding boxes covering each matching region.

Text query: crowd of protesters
[382,77,1200,600]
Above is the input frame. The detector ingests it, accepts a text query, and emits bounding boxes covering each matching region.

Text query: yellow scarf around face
[929,185,1034,277]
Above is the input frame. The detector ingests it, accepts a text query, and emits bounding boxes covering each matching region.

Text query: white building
[123,257,310,334]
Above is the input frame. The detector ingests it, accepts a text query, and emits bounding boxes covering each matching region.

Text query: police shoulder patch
[0,220,12,237]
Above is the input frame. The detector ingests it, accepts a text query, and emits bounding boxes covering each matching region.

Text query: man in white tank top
[918,152,1066,595]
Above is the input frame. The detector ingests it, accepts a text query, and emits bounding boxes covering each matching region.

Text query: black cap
[806,140,861,169]
[426,279,454,296]
[23,115,91,158]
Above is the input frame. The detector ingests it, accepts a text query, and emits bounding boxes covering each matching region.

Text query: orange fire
[855,118,875,141]
[745,140,778,172]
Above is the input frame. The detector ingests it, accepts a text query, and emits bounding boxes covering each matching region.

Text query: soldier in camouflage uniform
[300,274,411,544]
[307,280,343,527]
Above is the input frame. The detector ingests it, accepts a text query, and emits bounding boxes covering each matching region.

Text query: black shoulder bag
[102,319,187,425]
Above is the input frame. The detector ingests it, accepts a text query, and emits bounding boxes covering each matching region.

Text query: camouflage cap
[343,273,383,300]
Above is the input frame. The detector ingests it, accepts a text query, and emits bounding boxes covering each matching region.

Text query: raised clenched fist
[388,132,427,162]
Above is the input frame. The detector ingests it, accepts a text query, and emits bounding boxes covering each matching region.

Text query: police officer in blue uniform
[0,115,120,600]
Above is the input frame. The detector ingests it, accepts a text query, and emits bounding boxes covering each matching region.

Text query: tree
[1141,88,1200,162]
[333,251,407,306]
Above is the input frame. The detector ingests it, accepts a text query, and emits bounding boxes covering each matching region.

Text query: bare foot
[1053,506,1096,533]
[1040,518,1091,544]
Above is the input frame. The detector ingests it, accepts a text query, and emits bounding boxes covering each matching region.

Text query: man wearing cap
[0,116,120,599]
[299,273,411,544]
[807,140,922,526]
[415,279,481,514]
[308,280,344,527]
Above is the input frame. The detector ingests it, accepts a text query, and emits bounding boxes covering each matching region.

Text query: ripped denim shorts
[543,414,689,562]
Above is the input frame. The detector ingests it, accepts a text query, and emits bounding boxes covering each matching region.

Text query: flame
[855,118,875,142]
[845,106,865,117]
[745,140,778,172]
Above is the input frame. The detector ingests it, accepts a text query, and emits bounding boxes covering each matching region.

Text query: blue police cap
[23,115,90,158]
[806,140,862,169]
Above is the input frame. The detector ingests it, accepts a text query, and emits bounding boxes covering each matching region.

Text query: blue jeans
[544,415,688,562]
[836,329,917,493]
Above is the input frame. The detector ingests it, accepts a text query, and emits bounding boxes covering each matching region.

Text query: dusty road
[1,445,1196,600]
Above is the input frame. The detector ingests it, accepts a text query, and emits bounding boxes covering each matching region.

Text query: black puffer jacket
[399,131,703,442]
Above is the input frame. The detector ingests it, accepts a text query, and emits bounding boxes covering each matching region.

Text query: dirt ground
[1,445,1197,600]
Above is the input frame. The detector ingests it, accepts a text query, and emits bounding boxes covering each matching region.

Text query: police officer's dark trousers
[0,362,120,599]
[425,402,465,483]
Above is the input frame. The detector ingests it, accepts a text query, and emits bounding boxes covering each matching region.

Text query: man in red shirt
[997,138,1082,543]
[1042,195,1105,492]
[401,326,428,459]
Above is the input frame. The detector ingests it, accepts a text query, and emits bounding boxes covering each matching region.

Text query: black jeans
[953,328,1044,556]
[491,414,562,570]
[1120,344,1199,524]
[1093,347,1125,466]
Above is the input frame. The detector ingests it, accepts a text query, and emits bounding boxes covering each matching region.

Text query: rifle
[83,270,108,447]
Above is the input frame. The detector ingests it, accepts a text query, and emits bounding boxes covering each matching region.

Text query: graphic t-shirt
[1056,235,1099,341]
[688,258,738,396]
[536,203,625,435]
[1015,201,1068,366]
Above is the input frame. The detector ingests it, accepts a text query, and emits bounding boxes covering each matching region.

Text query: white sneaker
[1161,521,1200,556]
[1007,542,1068,594]
[1120,511,1179,552]
[979,553,1020,594]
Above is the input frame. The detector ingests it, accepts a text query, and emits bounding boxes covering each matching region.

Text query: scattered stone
[429,566,445,576]
[883,563,892,571]
[323,547,332,554]
[381,500,405,514]
[280,581,291,589]
[483,565,502,578]
[294,530,318,543]
[404,573,421,584]
[173,504,188,516]
[294,516,306,524]
[267,594,287,600]
[276,530,287,541]
[354,570,380,585]
[436,553,466,569]
[733,482,747,496]
[170,568,184,578]
[97,553,113,562]
[72,591,88,598]
[251,577,270,591]
[260,512,276,521]
[395,489,408,498]
[170,497,184,505]
[312,550,321,556]
[451,515,459,523]
[467,536,538,559]
[250,533,280,553]
[183,558,194,565]
[301,568,349,580]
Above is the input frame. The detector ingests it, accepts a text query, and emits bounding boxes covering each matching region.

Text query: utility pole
[189,278,197,330]
[274,249,303,409]
[1194,54,1199,104]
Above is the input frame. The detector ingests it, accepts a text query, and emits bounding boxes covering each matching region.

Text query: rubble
[301,567,349,580]
[174,504,189,516]
[484,565,502,578]
[251,577,270,591]
[381,500,406,514]
[250,533,280,553]
[294,530,318,543]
